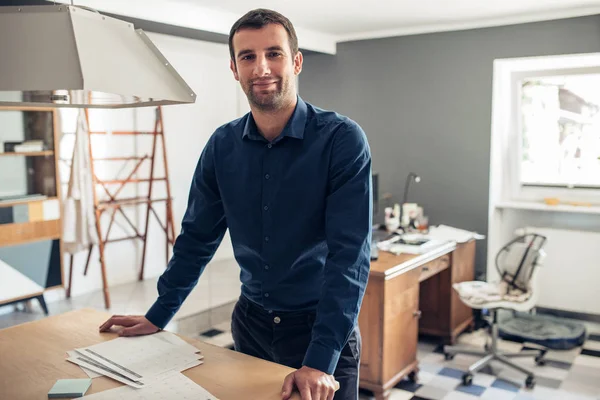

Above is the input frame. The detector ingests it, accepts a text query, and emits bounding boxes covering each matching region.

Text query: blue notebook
[48,378,92,398]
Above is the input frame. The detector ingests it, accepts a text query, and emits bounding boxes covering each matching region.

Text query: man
[99,8,372,400]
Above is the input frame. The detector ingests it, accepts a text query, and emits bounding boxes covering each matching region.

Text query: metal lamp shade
[0,5,196,108]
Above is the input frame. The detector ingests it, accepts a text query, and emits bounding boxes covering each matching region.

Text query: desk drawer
[419,254,450,282]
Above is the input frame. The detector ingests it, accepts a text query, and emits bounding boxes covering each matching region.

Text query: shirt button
[267,144,272,149]
[264,293,269,298]
[264,236,270,242]
[265,174,270,180]
[264,265,269,270]
[263,205,269,211]
[273,316,281,324]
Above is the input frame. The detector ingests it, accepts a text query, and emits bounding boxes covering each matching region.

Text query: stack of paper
[377,233,448,255]
[80,371,218,399]
[66,331,204,389]
[427,224,485,243]
[13,140,45,152]
[376,225,485,255]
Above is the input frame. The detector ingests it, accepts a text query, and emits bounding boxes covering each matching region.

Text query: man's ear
[230,59,239,81]
[294,51,303,76]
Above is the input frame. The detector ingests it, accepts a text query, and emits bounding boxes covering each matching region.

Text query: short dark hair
[228,9,299,65]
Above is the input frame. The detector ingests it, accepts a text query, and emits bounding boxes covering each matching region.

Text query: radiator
[524,226,600,316]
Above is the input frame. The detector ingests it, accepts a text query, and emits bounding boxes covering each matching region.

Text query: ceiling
[54,0,600,55]
[179,0,600,39]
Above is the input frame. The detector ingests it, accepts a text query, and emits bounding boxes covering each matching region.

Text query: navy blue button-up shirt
[146,96,372,375]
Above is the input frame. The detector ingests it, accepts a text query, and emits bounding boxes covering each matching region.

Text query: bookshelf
[0,150,54,157]
[0,106,63,314]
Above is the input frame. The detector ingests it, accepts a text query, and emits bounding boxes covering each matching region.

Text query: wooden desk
[359,240,476,400]
[0,308,301,400]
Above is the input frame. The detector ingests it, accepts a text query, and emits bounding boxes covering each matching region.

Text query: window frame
[502,57,600,203]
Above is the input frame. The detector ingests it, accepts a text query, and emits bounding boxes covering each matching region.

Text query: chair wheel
[462,374,473,386]
[525,375,535,389]
[408,370,418,383]
[444,353,455,361]
[535,355,546,366]
[466,322,475,333]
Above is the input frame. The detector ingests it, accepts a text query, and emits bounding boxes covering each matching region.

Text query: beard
[244,75,293,112]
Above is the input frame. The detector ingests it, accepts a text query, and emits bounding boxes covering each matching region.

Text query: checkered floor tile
[199,326,600,400]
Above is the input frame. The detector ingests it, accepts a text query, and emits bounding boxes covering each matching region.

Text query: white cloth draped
[62,109,98,254]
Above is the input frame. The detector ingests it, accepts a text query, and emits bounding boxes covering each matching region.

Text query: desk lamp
[399,172,421,229]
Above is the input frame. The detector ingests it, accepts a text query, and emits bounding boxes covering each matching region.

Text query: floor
[199,322,600,400]
[2,273,600,400]
[0,257,241,335]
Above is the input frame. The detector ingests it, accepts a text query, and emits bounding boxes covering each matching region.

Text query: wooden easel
[65,107,175,309]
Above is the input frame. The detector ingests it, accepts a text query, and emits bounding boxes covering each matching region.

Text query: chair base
[443,310,545,389]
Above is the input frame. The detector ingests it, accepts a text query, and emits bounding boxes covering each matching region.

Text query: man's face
[230,24,303,112]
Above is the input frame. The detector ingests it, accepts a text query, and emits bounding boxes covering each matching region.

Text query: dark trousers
[231,295,361,400]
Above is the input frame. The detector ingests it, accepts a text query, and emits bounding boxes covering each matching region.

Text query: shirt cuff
[302,341,341,375]
[145,301,174,330]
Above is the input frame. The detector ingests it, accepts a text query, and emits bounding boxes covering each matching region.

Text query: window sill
[495,201,600,215]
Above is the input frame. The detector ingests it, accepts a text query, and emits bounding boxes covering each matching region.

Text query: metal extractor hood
[0,5,196,108]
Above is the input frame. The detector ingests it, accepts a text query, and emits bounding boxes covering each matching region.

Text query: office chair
[443,231,547,389]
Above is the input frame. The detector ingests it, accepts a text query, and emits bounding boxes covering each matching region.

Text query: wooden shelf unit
[0,106,63,314]
[0,150,54,157]
[0,219,62,247]
[0,196,58,208]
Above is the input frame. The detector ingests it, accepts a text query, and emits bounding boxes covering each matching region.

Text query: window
[520,74,600,189]
[489,54,600,205]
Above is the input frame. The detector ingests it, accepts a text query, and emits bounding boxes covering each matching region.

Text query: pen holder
[384,206,400,232]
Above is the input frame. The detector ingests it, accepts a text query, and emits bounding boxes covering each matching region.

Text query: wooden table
[359,240,476,400]
[0,308,301,400]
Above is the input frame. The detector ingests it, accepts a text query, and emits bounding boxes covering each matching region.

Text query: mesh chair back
[495,233,547,291]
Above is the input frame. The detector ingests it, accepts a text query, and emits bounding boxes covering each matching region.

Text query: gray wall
[299,15,600,277]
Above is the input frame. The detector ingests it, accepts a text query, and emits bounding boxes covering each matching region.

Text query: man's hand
[99,315,160,337]
[281,366,339,400]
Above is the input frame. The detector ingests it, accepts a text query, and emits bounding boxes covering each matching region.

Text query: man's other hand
[99,315,160,337]
[281,365,339,400]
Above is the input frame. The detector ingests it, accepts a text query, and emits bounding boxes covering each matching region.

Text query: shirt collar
[242,95,308,142]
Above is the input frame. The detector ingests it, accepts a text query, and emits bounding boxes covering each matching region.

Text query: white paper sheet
[67,355,203,389]
[81,366,102,379]
[80,372,219,400]
[153,331,202,355]
[67,356,146,388]
[383,239,448,255]
[75,334,201,383]
[427,224,485,243]
[376,231,449,255]
[67,350,101,378]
